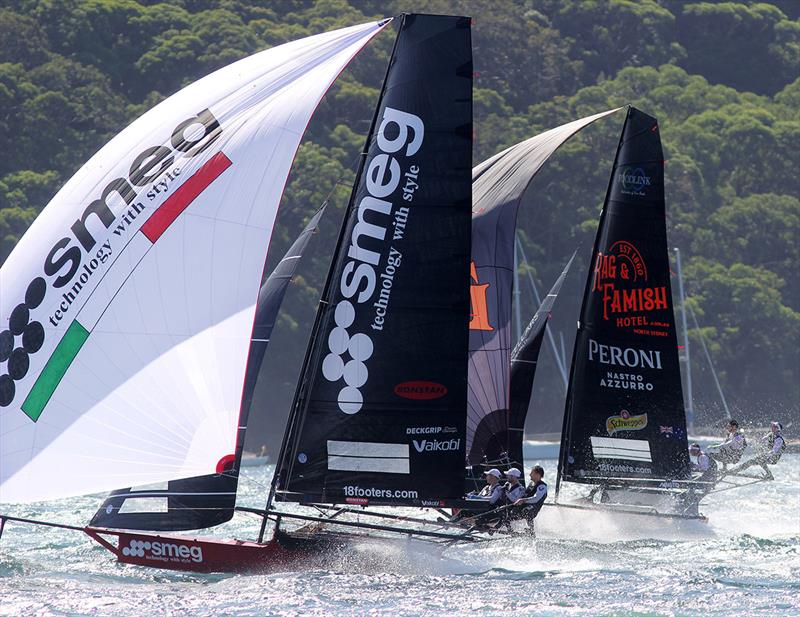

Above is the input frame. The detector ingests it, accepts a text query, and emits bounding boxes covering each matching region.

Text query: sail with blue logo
[558,106,691,486]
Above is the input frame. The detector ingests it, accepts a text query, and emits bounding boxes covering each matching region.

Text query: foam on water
[1,455,798,616]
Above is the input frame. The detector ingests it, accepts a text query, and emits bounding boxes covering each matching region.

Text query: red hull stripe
[141,152,232,243]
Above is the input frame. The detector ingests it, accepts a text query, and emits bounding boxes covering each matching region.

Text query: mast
[674,247,694,434]
[514,233,522,343]
[515,235,568,388]
[266,17,406,517]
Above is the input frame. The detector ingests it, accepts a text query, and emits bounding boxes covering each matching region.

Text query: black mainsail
[467,109,621,465]
[558,107,690,490]
[502,253,575,468]
[90,207,327,531]
[275,14,473,507]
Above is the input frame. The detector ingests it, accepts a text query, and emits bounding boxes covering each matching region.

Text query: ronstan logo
[394,381,447,400]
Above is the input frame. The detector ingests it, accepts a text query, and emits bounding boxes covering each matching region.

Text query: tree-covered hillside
[0,0,797,444]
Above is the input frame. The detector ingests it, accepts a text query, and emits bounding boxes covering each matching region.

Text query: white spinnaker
[0,20,389,503]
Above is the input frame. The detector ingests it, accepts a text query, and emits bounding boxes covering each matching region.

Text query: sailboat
[549,106,711,520]
[1,13,492,574]
[465,109,621,478]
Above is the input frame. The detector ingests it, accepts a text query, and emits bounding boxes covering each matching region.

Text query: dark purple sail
[467,109,621,464]
[89,207,326,531]
[274,14,473,507]
[558,107,690,488]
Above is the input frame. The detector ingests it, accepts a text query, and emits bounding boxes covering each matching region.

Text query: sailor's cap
[484,468,501,478]
[689,443,701,450]
[505,468,522,478]
[771,421,783,431]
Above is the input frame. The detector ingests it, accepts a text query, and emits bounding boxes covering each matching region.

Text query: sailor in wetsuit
[730,421,786,480]
[707,419,747,470]
[503,468,526,504]
[509,465,548,531]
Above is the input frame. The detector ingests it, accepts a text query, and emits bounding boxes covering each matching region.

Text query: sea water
[1,455,798,616]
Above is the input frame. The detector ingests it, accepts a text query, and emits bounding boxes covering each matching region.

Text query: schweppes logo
[469,261,493,331]
[606,410,648,435]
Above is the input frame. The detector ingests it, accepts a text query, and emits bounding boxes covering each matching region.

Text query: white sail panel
[0,20,389,503]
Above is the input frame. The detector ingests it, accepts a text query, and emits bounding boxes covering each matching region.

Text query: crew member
[689,443,717,484]
[707,419,747,470]
[730,422,786,480]
[451,468,505,523]
[510,465,548,532]
[504,468,525,503]
[479,468,505,506]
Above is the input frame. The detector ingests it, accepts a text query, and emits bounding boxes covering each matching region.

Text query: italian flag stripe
[141,152,232,243]
[22,320,90,422]
[20,152,233,423]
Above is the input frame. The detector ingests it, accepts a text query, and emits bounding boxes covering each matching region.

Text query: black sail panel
[277,14,473,507]
[90,208,326,531]
[501,253,575,467]
[467,109,621,465]
[560,107,690,486]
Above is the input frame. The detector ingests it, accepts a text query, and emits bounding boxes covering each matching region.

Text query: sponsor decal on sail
[412,438,460,453]
[469,261,494,331]
[617,166,651,197]
[394,380,448,400]
[589,338,661,391]
[0,110,224,417]
[591,240,669,335]
[320,107,425,414]
[606,409,648,435]
[405,425,457,435]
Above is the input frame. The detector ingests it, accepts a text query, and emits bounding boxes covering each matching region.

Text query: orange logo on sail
[606,410,648,435]
[469,262,493,331]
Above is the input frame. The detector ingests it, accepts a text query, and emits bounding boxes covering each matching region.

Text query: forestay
[276,14,473,507]
[467,108,621,464]
[559,107,690,485]
[0,21,389,503]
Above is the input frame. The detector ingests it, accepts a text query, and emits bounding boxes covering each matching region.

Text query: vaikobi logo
[0,109,222,416]
[121,538,203,563]
[413,438,460,453]
[321,107,424,415]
